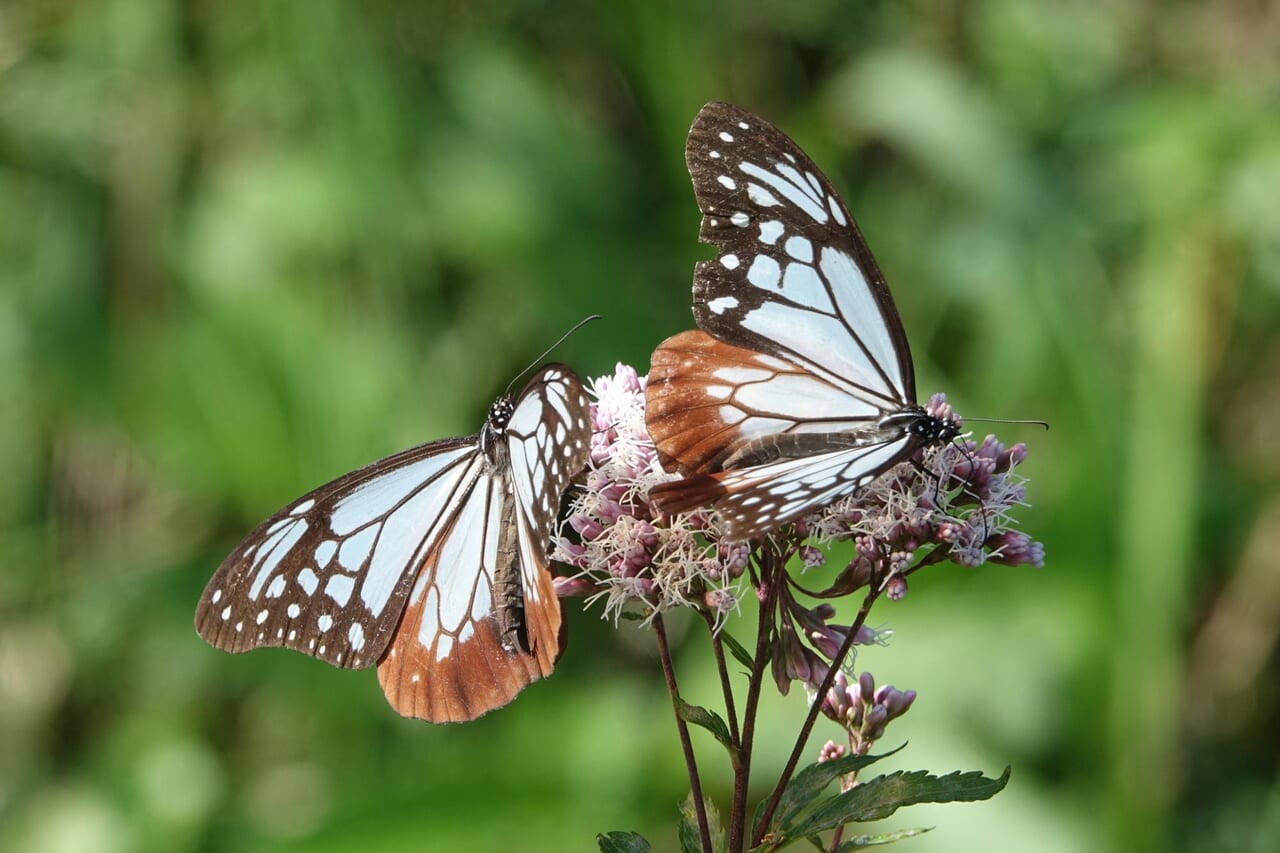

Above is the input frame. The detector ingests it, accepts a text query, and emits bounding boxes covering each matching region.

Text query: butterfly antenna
[504,314,602,397]
[963,417,1050,430]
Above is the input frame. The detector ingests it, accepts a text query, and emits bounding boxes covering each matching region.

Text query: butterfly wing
[195,439,482,670]
[375,464,536,722]
[648,436,917,541]
[645,103,928,537]
[375,365,591,722]
[646,329,888,477]
[503,365,592,667]
[681,101,916,407]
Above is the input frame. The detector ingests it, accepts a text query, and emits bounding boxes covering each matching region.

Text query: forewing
[685,101,916,407]
[195,440,481,669]
[646,329,884,476]
[505,364,592,666]
[648,436,916,541]
[506,364,593,540]
[377,471,544,722]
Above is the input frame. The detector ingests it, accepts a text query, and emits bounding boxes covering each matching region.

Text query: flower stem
[752,581,882,847]
[653,612,714,853]
[729,542,783,853]
[702,611,742,751]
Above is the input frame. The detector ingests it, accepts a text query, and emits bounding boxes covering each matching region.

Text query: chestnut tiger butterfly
[195,364,591,723]
[645,102,962,540]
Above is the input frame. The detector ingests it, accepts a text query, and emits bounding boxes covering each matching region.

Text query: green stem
[752,581,881,847]
[654,612,714,853]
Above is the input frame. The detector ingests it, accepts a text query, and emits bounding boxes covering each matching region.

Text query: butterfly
[645,102,961,541]
[195,364,591,723]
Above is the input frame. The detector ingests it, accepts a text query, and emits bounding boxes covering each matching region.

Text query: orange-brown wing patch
[647,330,772,475]
[375,476,552,723]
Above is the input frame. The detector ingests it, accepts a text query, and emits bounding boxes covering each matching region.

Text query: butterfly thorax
[480,397,516,465]
[879,407,961,446]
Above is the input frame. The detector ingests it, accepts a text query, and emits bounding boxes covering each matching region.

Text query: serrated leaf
[598,830,652,852]
[758,747,906,838]
[675,696,738,761]
[785,767,1011,838]
[834,826,932,850]
[679,791,725,853]
[720,630,755,670]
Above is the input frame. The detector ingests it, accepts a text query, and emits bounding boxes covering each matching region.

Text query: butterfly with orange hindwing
[646,102,963,541]
[195,364,591,723]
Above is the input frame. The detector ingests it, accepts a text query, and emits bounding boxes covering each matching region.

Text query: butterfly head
[487,397,515,433]
[912,410,962,446]
[479,396,516,461]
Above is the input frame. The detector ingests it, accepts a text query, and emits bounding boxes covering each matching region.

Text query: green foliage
[754,751,1007,850]
[1,2,1276,852]
[599,831,653,853]
[676,696,739,763]
[680,792,726,853]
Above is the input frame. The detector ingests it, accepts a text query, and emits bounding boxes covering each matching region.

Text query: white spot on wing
[707,296,739,314]
[324,574,355,607]
[785,235,813,263]
[718,175,736,190]
[828,195,847,225]
[266,575,286,599]
[730,212,749,227]
[291,498,316,516]
[348,623,365,652]
[298,568,318,596]
[315,540,337,567]
[337,526,377,573]
[720,254,740,270]
[211,589,222,604]
[747,183,780,207]
[719,131,734,142]
[747,255,782,290]
[287,603,301,618]
[758,220,784,245]
[318,614,333,632]
[257,609,268,625]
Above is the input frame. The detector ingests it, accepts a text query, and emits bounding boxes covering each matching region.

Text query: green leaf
[675,696,739,761]
[834,827,933,850]
[598,830,652,852]
[679,791,725,853]
[720,630,755,670]
[785,767,1011,839]
[758,747,906,838]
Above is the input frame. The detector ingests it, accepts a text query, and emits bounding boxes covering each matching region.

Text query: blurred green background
[2,1,1278,851]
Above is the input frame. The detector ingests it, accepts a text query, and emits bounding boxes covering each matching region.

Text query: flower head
[808,394,1044,582]
[552,364,746,627]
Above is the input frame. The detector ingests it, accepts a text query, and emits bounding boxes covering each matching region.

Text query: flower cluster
[821,670,916,755]
[551,364,747,626]
[552,370,1044,763]
[807,393,1044,588]
[771,598,886,697]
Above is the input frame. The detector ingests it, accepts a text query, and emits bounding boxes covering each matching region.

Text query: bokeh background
[3,1,1278,851]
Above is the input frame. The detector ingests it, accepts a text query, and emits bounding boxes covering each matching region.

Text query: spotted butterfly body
[646,103,960,540]
[195,365,591,723]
